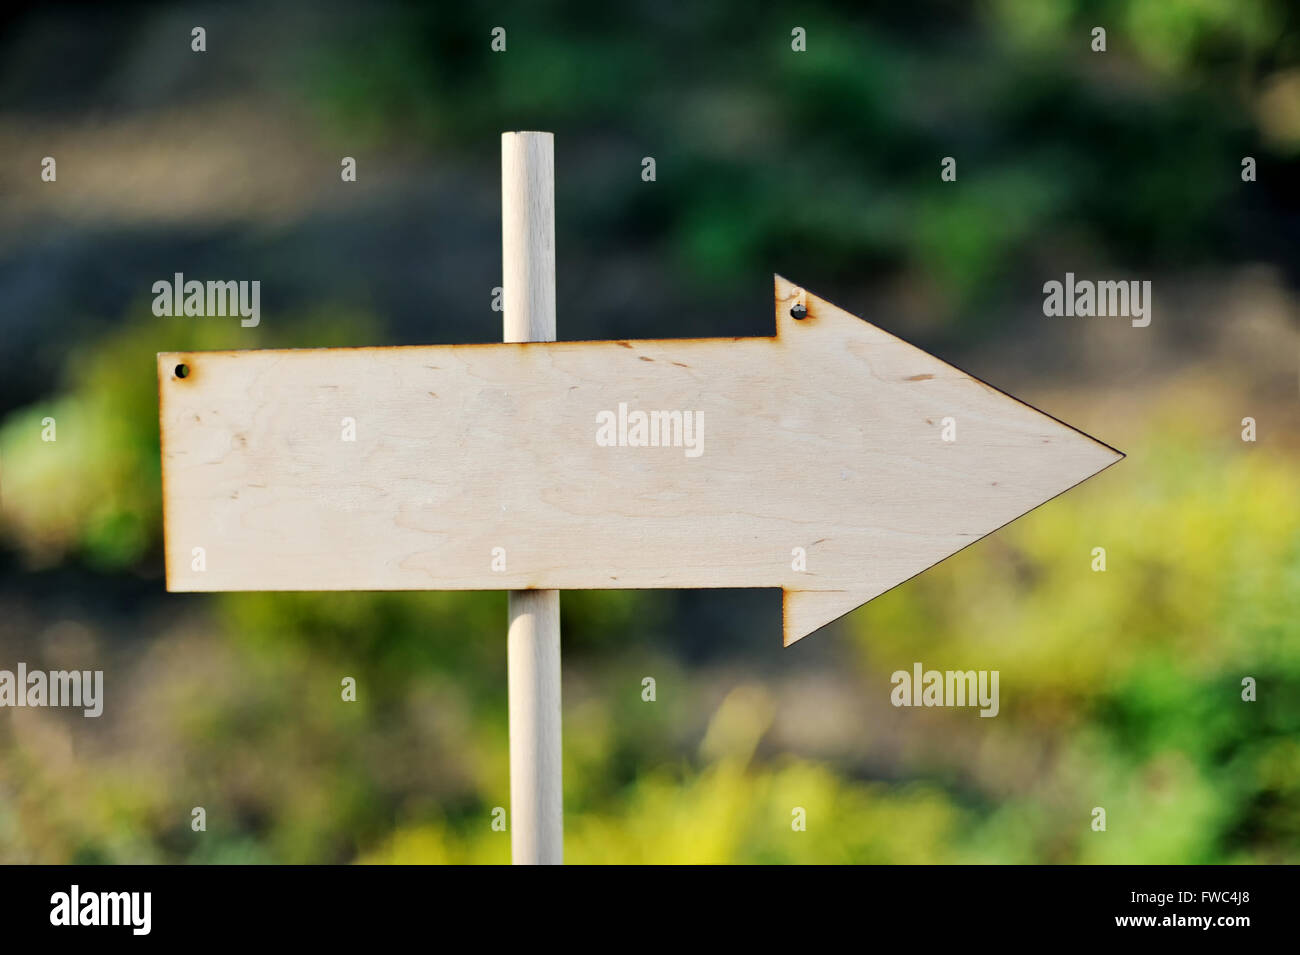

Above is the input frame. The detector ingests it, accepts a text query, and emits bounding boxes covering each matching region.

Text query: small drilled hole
[175,363,190,379]
[790,304,808,320]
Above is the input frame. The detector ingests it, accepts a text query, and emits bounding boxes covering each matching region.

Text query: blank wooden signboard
[158,275,1122,646]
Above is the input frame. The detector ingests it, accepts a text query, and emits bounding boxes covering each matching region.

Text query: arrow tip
[771,274,1124,648]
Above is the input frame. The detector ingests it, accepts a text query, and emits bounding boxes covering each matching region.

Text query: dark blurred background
[0,0,1297,862]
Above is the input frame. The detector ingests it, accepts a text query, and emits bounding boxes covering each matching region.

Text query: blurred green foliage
[1,0,1298,863]
[2,315,1295,862]
[301,0,1297,326]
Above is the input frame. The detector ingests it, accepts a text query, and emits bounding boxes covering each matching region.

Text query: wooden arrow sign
[158,274,1121,645]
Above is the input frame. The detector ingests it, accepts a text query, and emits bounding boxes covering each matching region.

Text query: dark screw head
[790,303,808,320]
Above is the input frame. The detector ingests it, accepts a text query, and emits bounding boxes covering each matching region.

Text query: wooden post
[501,131,563,865]
[158,128,1124,869]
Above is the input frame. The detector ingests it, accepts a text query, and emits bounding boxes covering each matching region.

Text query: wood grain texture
[157,275,1122,645]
